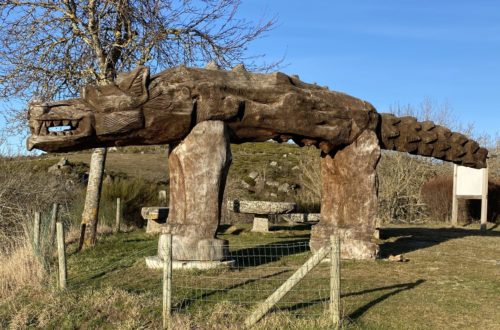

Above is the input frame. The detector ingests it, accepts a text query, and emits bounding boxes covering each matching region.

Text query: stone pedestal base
[145,256,235,270]
[146,220,163,234]
[159,234,229,261]
[310,225,379,260]
[252,215,270,232]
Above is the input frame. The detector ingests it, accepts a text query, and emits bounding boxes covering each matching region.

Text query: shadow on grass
[379,227,500,257]
[280,280,425,315]
[271,223,313,231]
[348,279,425,320]
[175,269,291,311]
[228,239,310,269]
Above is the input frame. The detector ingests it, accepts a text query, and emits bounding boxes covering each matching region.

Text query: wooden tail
[378,113,488,169]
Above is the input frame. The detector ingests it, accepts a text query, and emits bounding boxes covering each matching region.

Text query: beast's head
[27,67,150,152]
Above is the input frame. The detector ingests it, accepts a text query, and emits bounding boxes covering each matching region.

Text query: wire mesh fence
[171,240,334,326]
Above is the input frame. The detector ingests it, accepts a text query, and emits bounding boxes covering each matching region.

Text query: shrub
[421,176,500,223]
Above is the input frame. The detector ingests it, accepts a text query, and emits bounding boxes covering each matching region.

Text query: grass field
[1,222,499,329]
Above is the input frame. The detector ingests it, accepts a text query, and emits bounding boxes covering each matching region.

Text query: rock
[265,180,280,188]
[248,171,259,180]
[291,165,300,171]
[227,199,296,215]
[270,193,278,198]
[242,176,256,188]
[278,183,290,193]
[283,154,287,158]
[387,254,409,262]
[241,180,251,190]
[163,121,232,261]
[269,161,278,166]
[310,130,381,260]
[48,157,72,175]
[252,215,270,233]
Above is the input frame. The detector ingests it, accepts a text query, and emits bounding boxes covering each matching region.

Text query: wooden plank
[162,232,173,329]
[480,167,489,231]
[244,245,330,328]
[56,222,67,289]
[451,164,458,226]
[33,212,41,252]
[115,197,121,233]
[50,203,59,244]
[330,235,341,327]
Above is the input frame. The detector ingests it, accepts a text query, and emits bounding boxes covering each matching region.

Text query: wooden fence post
[162,232,173,329]
[244,245,331,328]
[33,212,41,252]
[50,203,59,244]
[330,235,341,327]
[115,197,121,233]
[159,190,167,206]
[56,222,67,289]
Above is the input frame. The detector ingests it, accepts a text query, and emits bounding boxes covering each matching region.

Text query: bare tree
[0,0,276,248]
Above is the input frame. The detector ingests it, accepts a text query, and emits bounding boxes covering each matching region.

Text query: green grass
[2,223,499,329]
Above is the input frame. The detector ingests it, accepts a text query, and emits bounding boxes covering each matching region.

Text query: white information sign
[452,164,489,230]
[456,166,486,197]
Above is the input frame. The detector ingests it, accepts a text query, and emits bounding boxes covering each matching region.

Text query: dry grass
[0,233,47,300]
[2,224,499,329]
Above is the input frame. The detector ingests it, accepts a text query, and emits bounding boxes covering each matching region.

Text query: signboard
[455,166,486,197]
[452,164,488,230]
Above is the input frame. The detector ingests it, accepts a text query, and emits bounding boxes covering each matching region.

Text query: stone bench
[227,199,296,232]
[278,213,320,223]
[141,207,169,234]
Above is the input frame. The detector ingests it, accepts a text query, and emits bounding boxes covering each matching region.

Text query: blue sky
[240,0,499,137]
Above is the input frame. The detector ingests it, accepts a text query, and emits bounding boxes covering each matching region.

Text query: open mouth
[33,118,84,137]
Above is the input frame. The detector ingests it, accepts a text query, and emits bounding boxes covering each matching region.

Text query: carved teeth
[71,120,79,127]
[53,120,62,126]
[56,131,64,136]
[63,120,70,126]
[49,131,56,136]
[40,122,47,135]
[34,122,41,135]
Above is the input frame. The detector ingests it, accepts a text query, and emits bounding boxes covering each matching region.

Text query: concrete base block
[146,220,164,234]
[145,256,235,270]
[252,215,270,232]
[158,235,229,261]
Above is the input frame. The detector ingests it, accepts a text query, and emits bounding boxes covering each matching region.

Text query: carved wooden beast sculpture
[27,65,488,260]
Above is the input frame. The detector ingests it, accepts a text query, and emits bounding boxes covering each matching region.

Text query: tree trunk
[78,147,107,250]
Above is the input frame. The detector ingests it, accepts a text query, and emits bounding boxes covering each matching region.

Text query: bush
[100,177,159,227]
[421,176,500,223]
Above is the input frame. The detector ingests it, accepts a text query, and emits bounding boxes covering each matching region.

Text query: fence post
[244,244,331,328]
[330,235,341,328]
[162,232,173,329]
[159,190,167,206]
[33,211,41,252]
[56,222,67,289]
[50,203,59,244]
[115,197,121,233]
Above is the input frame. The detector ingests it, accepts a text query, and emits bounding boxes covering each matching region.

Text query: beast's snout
[27,102,50,120]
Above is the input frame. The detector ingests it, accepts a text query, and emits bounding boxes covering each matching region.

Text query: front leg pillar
[310,130,381,259]
[162,120,232,261]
